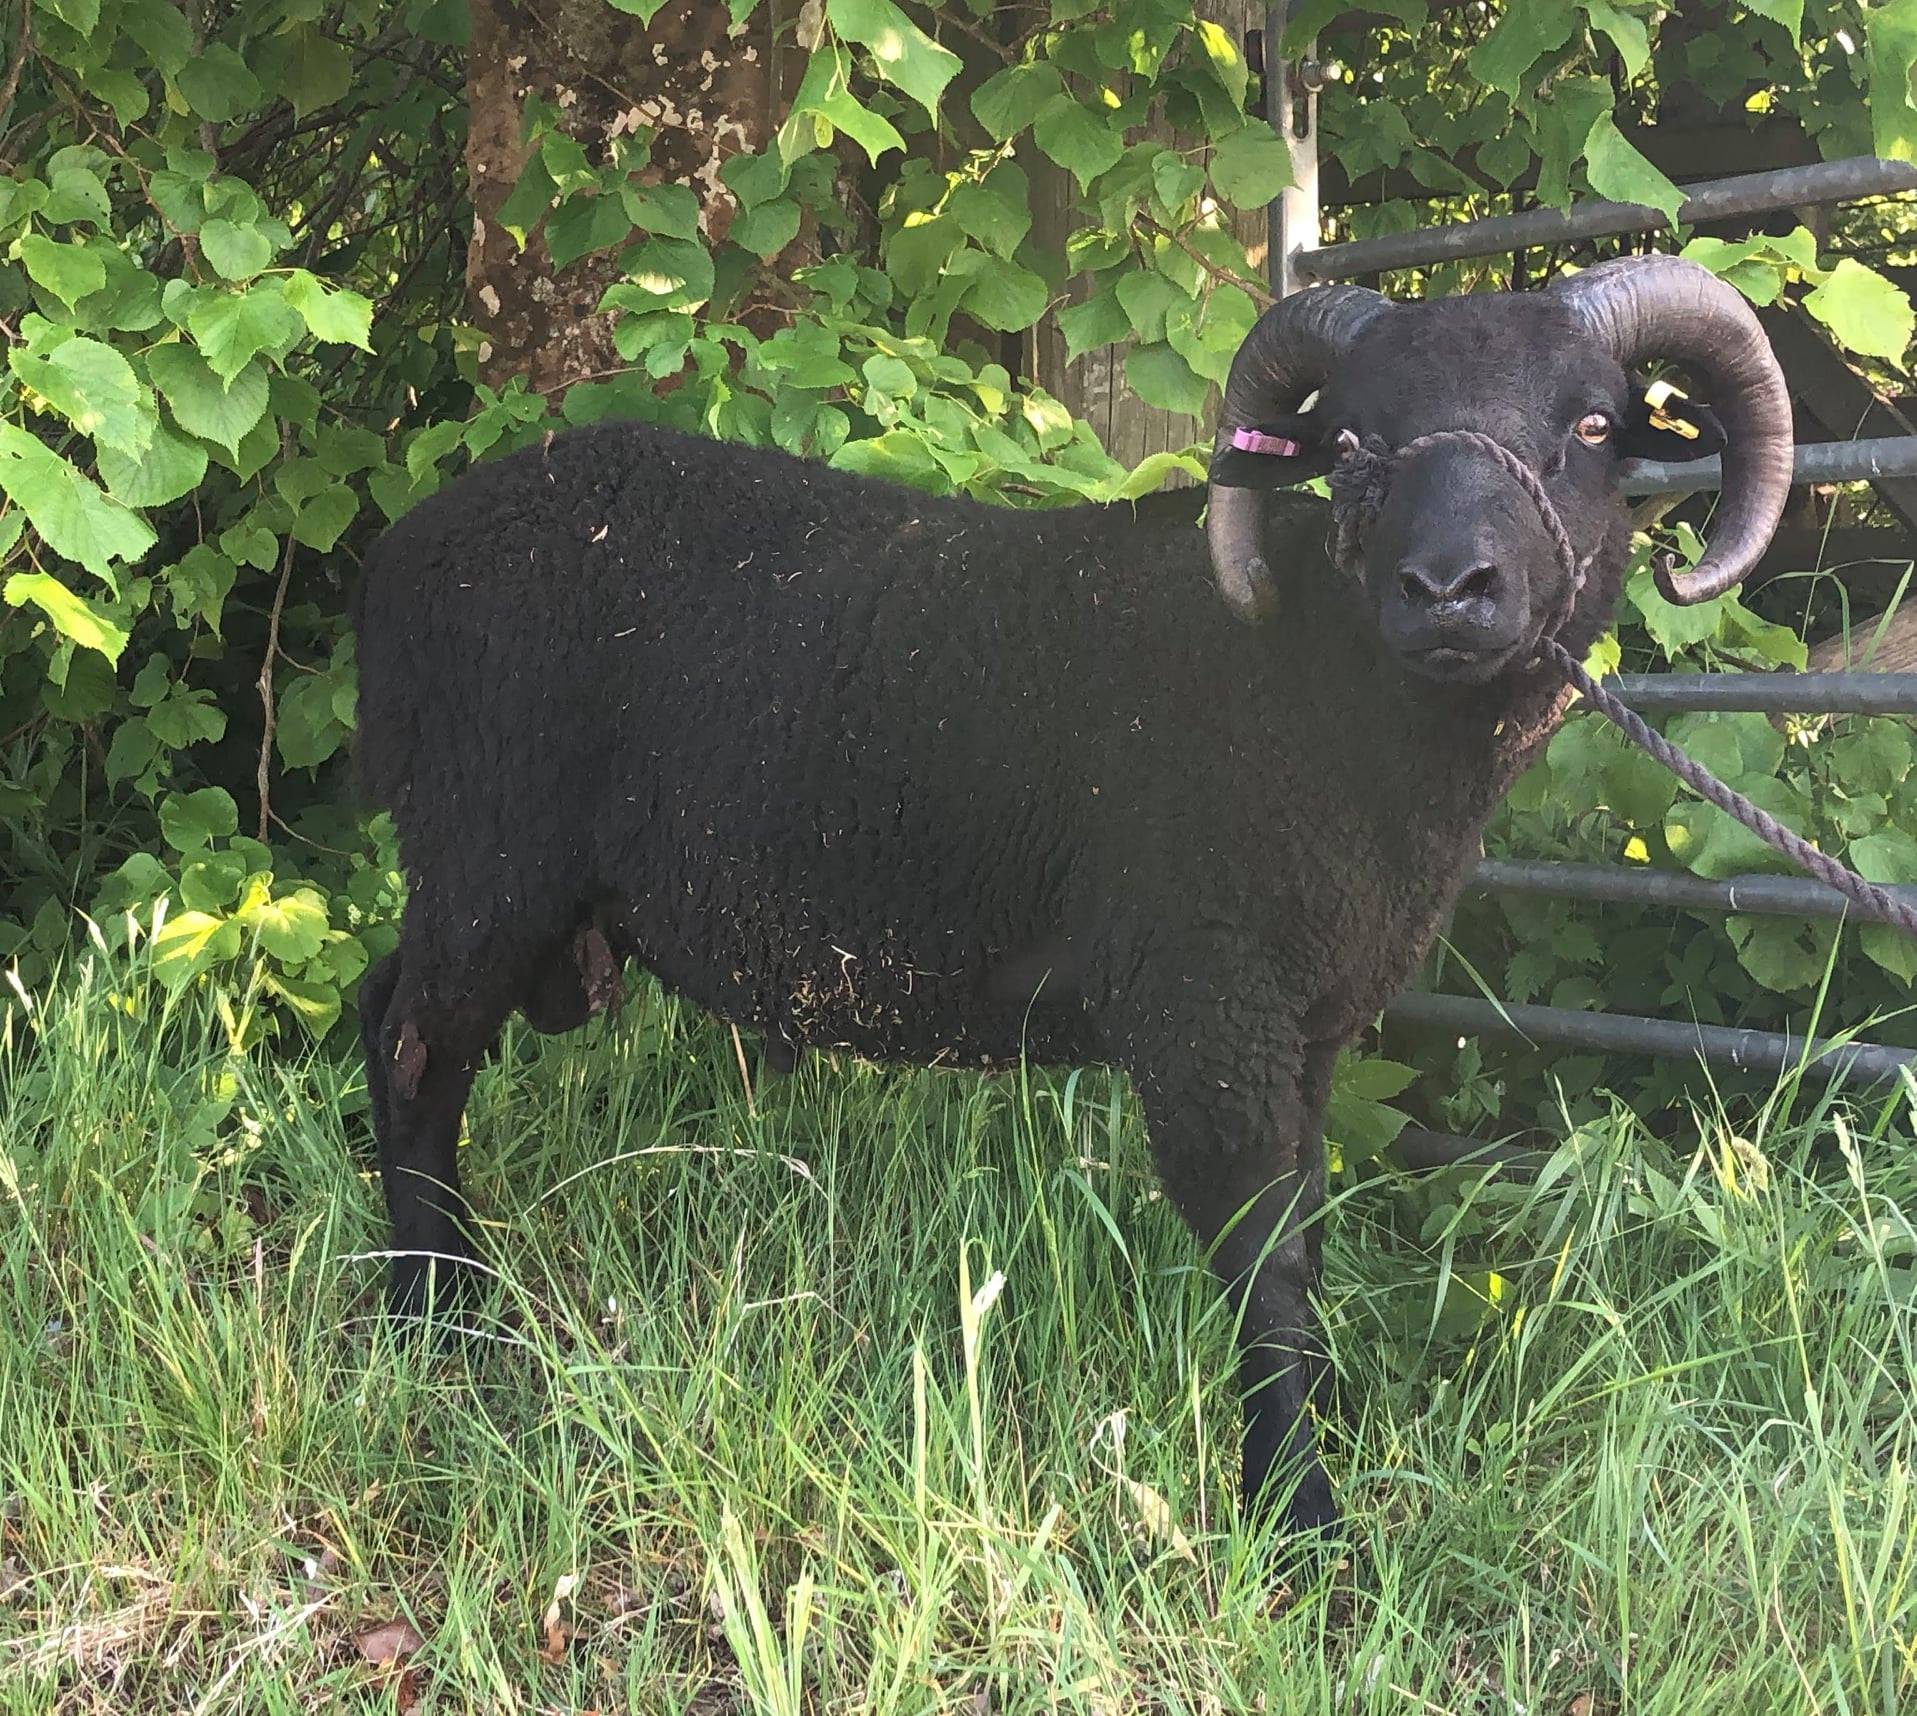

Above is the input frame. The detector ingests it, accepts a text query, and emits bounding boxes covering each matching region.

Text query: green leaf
[257,27,353,120]
[1727,916,1833,992]
[1627,563,1724,656]
[147,345,270,454]
[40,0,99,36]
[720,151,789,212]
[292,488,357,552]
[276,673,352,767]
[198,218,275,281]
[1114,267,1184,342]
[960,257,1047,332]
[604,0,669,17]
[265,971,342,1036]
[176,46,264,123]
[121,0,193,74]
[159,786,239,853]
[145,688,225,748]
[179,850,247,912]
[1125,341,1210,416]
[282,270,375,348]
[1097,448,1205,500]
[162,544,238,630]
[10,335,153,457]
[1336,1054,1419,1101]
[732,198,801,259]
[546,192,636,270]
[1741,0,1803,42]
[1665,775,1806,878]
[624,182,702,239]
[778,42,907,167]
[971,61,1063,142]
[3,571,130,659]
[245,887,330,962]
[0,423,156,579]
[1209,125,1293,207]
[1058,285,1131,359]
[1151,149,1206,212]
[97,422,208,507]
[1466,0,1576,96]
[948,165,1032,260]
[495,154,557,246]
[1033,94,1125,191]
[43,165,112,228]
[755,324,856,388]
[1804,259,1914,369]
[828,429,952,492]
[1580,0,1649,76]
[1582,114,1683,224]
[603,236,717,314]
[828,0,962,117]
[1870,0,1917,163]
[1194,18,1249,110]
[152,909,243,990]
[20,234,106,306]
[187,284,305,382]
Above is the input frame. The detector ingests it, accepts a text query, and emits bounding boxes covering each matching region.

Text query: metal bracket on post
[1263,2,1324,298]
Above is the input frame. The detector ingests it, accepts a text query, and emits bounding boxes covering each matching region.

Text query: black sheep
[352,256,1792,1534]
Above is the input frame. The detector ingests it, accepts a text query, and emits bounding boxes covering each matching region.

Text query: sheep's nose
[1397,559,1501,609]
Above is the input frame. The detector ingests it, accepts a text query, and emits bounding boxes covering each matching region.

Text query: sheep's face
[1307,297,1721,686]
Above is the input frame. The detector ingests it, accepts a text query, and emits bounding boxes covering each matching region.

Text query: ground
[1,943,1913,1714]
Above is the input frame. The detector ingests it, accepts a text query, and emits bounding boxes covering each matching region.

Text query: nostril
[1398,560,1499,605]
[1453,563,1498,602]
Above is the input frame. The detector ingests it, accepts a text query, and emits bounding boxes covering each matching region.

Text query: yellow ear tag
[1643,378,1701,440]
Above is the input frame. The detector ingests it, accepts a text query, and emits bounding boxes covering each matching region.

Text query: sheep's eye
[1574,412,1612,446]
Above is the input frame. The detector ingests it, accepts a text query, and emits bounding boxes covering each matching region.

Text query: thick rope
[1328,433,1917,939]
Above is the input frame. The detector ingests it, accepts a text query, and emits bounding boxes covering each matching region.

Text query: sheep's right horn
[1206,285,1392,623]
[1551,254,1792,605]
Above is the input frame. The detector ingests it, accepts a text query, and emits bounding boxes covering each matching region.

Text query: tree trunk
[463,0,786,395]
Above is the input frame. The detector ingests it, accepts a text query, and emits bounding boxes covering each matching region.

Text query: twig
[255,526,295,842]
[1131,211,1275,306]
[0,0,31,137]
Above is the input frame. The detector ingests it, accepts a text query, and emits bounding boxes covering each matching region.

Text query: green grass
[2,938,1914,1714]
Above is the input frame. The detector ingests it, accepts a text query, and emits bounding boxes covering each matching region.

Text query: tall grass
[1,934,1913,1712]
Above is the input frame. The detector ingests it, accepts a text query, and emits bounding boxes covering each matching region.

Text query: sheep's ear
[1209,410,1338,489]
[1617,379,1727,464]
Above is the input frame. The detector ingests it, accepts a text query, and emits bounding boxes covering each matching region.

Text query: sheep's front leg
[1137,1033,1338,1536]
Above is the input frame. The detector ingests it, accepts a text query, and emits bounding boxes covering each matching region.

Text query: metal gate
[1256,5,1917,1152]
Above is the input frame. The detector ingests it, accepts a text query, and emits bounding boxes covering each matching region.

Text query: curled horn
[1206,285,1392,623]
[1551,254,1793,605]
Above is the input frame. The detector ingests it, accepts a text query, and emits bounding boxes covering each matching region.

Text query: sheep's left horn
[1551,254,1792,605]
[1206,285,1391,623]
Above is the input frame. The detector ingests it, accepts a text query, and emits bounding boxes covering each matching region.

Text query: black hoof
[1246,1454,1342,1543]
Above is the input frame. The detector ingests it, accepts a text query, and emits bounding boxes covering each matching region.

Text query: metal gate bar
[1464,858,1917,921]
[1604,672,1917,713]
[1385,991,1915,1085]
[1624,435,1917,496]
[1296,157,1917,283]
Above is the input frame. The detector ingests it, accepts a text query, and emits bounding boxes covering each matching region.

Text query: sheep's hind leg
[373,963,517,1319]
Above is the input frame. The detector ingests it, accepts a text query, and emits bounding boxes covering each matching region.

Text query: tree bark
[463,0,784,395]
